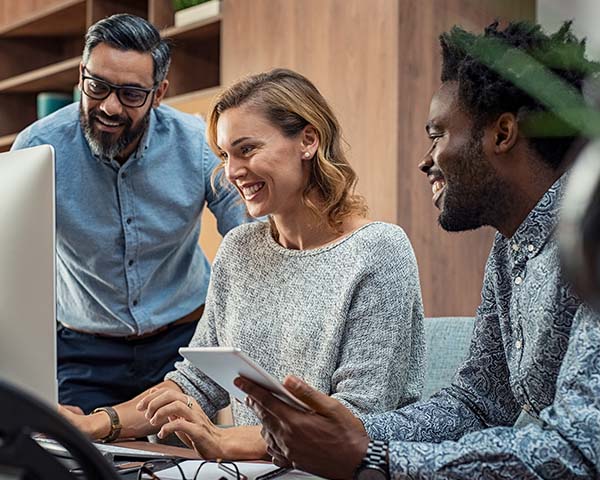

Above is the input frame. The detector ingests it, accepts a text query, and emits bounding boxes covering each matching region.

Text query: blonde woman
[61,69,425,461]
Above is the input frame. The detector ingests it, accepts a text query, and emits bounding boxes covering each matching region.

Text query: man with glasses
[11,14,247,423]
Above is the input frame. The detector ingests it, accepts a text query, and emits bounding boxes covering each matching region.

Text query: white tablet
[179,347,311,412]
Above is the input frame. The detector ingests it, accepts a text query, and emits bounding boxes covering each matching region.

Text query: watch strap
[355,439,389,479]
[92,406,121,443]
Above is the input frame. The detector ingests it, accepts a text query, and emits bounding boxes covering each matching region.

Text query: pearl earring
[304,152,311,158]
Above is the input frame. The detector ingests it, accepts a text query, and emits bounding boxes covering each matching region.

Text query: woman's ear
[493,112,519,154]
[301,125,319,159]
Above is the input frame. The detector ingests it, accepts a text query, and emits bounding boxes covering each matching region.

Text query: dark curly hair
[440,20,600,169]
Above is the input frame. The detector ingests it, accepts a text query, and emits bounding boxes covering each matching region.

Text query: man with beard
[236,21,600,479]
[11,14,246,420]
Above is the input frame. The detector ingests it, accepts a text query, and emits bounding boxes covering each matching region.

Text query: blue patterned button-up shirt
[363,176,599,478]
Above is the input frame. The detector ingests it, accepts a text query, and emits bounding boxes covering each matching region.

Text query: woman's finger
[158,416,194,440]
[135,387,162,411]
[143,389,188,420]
[149,398,193,426]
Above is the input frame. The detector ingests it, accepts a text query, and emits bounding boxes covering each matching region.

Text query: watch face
[356,466,387,480]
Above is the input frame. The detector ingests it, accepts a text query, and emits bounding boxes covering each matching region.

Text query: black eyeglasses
[195,460,246,480]
[136,458,186,480]
[134,457,290,480]
[81,68,155,108]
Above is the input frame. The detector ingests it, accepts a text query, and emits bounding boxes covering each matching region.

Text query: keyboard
[35,436,172,461]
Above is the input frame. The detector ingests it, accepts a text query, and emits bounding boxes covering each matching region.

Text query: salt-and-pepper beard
[80,100,151,160]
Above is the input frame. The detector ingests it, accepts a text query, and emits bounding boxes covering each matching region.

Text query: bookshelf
[0,0,221,151]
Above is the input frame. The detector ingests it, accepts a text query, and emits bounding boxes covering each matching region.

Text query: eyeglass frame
[80,67,156,108]
[135,457,246,480]
[133,457,290,480]
[136,457,186,480]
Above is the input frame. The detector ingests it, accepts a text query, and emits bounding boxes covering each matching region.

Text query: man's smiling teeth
[240,182,265,198]
[432,180,446,195]
[97,118,122,127]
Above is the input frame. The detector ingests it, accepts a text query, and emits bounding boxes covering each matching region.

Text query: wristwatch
[354,439,389,480]
[92,406,122,443]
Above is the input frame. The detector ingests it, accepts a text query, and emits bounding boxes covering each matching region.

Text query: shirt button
[126,218,132,225]
[515,339,522,349]
[523,403,532,413]
[515,276,523,285]
[133,299,139,306]
[128,260,134,267]
[512,244,519,252]
[121,172,127,179]
[527,244,535,252]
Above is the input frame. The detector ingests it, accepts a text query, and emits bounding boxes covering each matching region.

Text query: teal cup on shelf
[36,92,73,119]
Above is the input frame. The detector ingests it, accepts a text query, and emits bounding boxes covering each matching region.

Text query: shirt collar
[509,174,567,258]
[133,108,154,160]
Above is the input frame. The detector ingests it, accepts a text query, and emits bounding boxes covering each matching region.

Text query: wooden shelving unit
[0,0,87,37]
[164,85,222,116]
[161,15,221,41]
[0,57,81,94]
[0,1,221,147]
[0,134,18,153]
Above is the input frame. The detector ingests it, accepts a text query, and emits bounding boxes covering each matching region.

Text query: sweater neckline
[263,221,384,256]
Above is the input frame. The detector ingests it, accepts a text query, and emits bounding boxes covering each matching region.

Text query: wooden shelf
[161,15,221,42]
[164,86,222,116]
[0,0,87,37]
[0,134,17,152]
[0,2,221,138]
[0,57,80,94]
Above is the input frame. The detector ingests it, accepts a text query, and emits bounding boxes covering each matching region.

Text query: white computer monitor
[0,145,56,405]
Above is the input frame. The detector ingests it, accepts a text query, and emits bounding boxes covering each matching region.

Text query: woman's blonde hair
[206,68,367,233]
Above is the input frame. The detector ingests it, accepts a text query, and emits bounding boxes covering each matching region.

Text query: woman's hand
[136,388,225,458]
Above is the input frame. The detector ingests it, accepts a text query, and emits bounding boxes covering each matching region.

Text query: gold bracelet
[92,406,122,443]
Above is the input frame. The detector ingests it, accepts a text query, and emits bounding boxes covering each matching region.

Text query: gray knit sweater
[166,221,425,426]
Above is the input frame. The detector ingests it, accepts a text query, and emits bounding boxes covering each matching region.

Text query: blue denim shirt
[12,103,247,335]
[363,176,593,478]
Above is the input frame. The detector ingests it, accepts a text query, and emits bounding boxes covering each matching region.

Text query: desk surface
[113,440,201,460]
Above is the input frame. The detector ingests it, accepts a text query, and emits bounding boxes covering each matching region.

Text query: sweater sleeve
[165,253,231,421]
[330,227,426,415]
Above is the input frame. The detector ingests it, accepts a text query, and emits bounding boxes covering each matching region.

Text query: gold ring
[186,395,193,409]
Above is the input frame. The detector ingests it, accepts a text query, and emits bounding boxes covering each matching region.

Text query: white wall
[537,0,600,59]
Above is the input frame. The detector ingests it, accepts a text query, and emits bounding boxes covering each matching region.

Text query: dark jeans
[57,321,197,413]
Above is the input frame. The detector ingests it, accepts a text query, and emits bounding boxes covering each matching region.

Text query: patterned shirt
[363,176,592,478]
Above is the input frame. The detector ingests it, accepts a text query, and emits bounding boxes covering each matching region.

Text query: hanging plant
[172,0,212,12]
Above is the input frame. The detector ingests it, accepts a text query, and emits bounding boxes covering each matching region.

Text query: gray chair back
[422,316,475,399]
